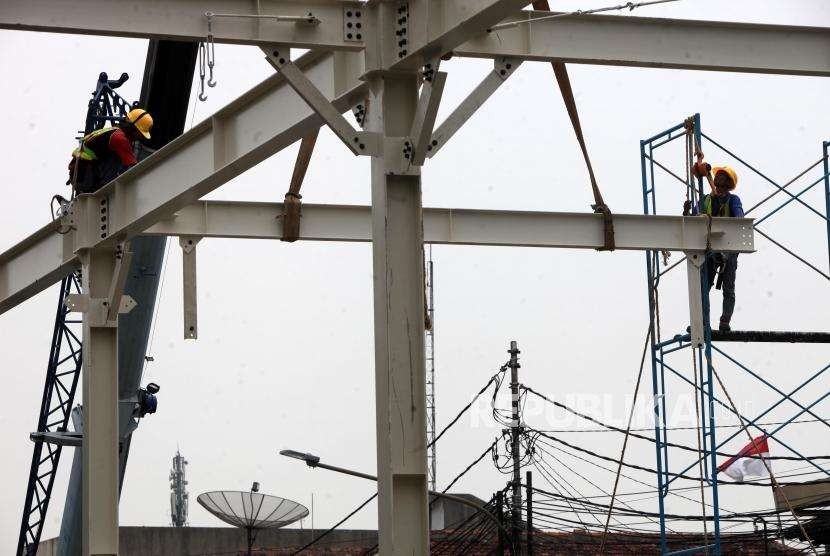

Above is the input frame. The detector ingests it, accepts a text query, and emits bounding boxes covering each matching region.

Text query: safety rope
[708,355,819,556]
[532,0,615,251]
[598,326,650,553]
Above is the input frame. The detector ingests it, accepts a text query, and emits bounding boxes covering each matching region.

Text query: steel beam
[391,0,531,69]
[0,0,364,50]
[2,205,756,317]
[368,68,430,554]
[79,248,119,556]
[455,12,830,76]
[428,58,521,158]
[143,201,756,252]
[0,50,366,316]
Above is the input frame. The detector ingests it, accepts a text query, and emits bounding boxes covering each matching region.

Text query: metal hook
[197,42,208,101]
[205,13,217,88]
[207,40,217,88]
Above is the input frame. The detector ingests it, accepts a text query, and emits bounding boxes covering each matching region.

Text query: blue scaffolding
[640,114,830,555]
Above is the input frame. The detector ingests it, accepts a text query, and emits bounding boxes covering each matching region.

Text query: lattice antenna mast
[425,247,437,492]
[169,450,189,527]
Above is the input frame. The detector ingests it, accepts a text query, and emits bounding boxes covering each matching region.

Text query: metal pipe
[279,450,506,534]
[702,132,825,220]
[641,137,668,553]
[824,141,830,275]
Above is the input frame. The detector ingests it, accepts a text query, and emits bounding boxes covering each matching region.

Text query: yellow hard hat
[712,166,738,189]
[126,108,153,140]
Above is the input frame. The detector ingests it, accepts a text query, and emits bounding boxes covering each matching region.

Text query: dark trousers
[72,158,125,194]
[706,253,738,324]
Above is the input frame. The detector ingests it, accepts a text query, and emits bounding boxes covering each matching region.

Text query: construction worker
[68,108,153,194]
[684,154,744,332]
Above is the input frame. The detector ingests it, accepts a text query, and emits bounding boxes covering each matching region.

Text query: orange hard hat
[712,166,738,189]
[126,108,153,140]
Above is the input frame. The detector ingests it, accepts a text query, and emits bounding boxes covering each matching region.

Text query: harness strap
[533,0,614,251]
[281,130,319,242]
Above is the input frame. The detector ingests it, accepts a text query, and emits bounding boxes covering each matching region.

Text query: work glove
[683,200,692,216]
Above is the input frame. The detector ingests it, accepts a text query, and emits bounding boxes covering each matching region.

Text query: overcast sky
[1,0,829,551]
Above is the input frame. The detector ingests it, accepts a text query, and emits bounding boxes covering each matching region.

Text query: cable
[489,0,682,31]
[538,418,822,434]
[523,386,830,462]
[599,326,650,552]
[289,492,377,555]
[708,356,819,556]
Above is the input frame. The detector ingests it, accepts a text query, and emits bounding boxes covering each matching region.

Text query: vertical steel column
[823,141,830,275]
[507,341,522,551]
[641,138,668,553]
[80,247,119,556]
[694,114,722,555]
[368,67,429,553]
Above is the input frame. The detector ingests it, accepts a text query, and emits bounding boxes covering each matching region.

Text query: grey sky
[1,0,829,551]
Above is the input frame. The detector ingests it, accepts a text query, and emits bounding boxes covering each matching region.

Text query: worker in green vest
[68,108,153,194]
[684,155,744,332]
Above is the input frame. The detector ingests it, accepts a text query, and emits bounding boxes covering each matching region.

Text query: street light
[278,448,506,532]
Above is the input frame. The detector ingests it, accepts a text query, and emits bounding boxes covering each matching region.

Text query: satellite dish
[197,489,309,555]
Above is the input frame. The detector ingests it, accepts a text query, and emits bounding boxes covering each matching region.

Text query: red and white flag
[717,435,771,481]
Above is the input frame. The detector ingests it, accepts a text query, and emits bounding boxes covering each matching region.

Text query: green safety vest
[71,127,117,161]
[702,194,730,217]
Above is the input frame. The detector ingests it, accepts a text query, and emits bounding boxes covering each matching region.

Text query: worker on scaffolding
[67,108,153,194]
[684,154,744,332]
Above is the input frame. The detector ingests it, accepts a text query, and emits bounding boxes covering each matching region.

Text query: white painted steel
[0,0,364,50]
[0,203,754,316]
[143,201,756,253]
[456,12,830,76]
[0,50,367,315]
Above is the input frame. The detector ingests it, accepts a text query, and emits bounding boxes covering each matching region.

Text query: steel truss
[1,3,824,554]
[641,114,830,555]
[16,274,83,556]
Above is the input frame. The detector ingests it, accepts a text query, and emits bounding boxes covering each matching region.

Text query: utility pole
[508,341,522,553]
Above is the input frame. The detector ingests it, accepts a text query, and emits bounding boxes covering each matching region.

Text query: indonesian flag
[717,435,771,481]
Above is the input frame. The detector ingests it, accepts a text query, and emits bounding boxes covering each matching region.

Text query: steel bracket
[65,294,136,327]
[343,5,365,42]
[263,49,380,156]
[386,137,420,176]
[180,236,201,339]
[428,57,521,159]
[409,61,447,165]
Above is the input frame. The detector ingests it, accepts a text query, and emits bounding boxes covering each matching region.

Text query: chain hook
[197,41,208,101]
[206,13,217,88]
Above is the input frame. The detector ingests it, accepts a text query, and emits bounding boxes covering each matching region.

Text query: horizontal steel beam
[144,201,755,253]
[0,0,364,50]
[4,2,826,77]
[0,50,367,315]
[0,200,755,316]
[455,12,830,76]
